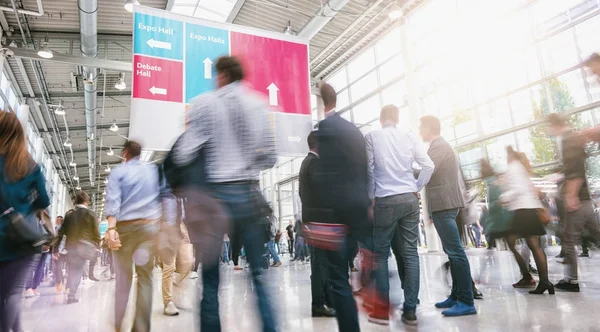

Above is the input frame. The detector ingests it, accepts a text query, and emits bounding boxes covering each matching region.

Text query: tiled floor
[20,246,600,331]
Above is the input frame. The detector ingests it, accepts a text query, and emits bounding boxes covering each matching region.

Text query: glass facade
[261,0,600,223]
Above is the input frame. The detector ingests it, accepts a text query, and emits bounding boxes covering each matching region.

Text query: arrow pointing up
[149,86,167,95]
[147,38,172,50]
[203,58,213,79]
[267,83,279,106]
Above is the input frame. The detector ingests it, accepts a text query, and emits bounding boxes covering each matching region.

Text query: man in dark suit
[419,115,477,317]
[299,131,336,318]
[315,83,369,332]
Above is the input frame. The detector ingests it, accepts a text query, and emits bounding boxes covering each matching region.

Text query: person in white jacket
[499,146,553,295]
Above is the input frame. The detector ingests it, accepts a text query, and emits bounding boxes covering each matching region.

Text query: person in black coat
[314,83,370,332]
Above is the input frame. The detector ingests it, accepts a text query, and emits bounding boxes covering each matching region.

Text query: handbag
[0,179,50,248]
[302,222,348,251]
[537,208,551,224]
[163,134,207,193]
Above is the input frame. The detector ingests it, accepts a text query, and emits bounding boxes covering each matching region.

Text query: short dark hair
[307,131,318,150]
[320,83,337,108]
[215,56,244,83]
[420,115,441,135]
[547,113,567,127]
[124,140,142,158]
[380,105,399,124]
[480,159,495,178]
[585,53,600,65]
[75,192,89,205]
[57,216,63,219]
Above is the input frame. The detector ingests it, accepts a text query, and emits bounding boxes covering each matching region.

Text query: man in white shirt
[366,105,434,326]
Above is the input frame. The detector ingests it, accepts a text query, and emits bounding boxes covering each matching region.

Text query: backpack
[162,134,207,192]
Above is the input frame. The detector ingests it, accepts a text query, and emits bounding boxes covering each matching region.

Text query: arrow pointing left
[147,38,172,50]
[203,58,213,79]
[149,86,167,95]
[267,83,279,106]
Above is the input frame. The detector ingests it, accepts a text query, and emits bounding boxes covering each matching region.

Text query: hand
[106,229,122,251]
[52,253,59,261]
[368,206,374,222]
[413,192,421,199]
[565,194,581,212]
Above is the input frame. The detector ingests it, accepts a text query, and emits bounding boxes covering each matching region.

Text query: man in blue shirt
[105,140,163,332]
[366,105,434,326]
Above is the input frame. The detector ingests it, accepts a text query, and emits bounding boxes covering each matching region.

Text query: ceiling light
[283,21,295,36]
[103,179,108,184]
[114,72,126,90]
[124,0,140,13]
[388,4,403,20]
[75,186,81,191]
[103,191,106,196]
[69,160,77,167]
[37,38,53,59]
[63,138,72,147]
[109,121,119,132]
[73,175,79,181]
[54,100,65,115]
[107,147,114,156]
[105,165,111,173]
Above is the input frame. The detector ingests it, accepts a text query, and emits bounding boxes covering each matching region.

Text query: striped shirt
[172,82,277,182]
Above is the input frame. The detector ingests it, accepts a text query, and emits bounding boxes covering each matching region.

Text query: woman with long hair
[0,111,51,331]
[500,146,553,295]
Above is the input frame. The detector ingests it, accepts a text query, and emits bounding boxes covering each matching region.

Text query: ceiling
[1,0,420,208]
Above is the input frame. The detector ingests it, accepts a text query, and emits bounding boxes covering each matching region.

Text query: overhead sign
[130,6,312,155]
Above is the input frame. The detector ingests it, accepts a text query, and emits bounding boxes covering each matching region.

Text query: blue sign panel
[134,13,184,60]
[185,23,230,102]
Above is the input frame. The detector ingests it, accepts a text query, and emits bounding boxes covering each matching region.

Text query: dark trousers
[88,252,97,279]
[347,238,358,270]
[231,231,243,267]
[66,252,87,300]
[0,255,35,332]
[325,243,360,332]
[113,222,159,332]
[310,246,331,309]
[288,239,294,256]
[26,252,48,290]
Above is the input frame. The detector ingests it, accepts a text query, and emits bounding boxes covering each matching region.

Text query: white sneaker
[24,289,35,298]
[164,301,179,316]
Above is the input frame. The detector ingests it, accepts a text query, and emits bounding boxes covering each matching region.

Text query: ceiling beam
[6,47,132,72]
[57,123,130,132]
[226,0,246,22]
[44,91,132,98]
[50,146,125,155]
[22,31,133,42]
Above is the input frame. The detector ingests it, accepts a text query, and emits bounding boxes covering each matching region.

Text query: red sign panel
[230,32,310,115]
[133,54,183,103]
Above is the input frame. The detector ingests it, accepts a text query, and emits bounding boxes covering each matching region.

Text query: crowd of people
[1,53,600,332]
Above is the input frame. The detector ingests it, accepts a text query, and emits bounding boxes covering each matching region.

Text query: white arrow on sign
[147,38,172,50]
[287,136,301,143]
[149,86,167,95]
[203,58,213,79]
[267,83,279,106]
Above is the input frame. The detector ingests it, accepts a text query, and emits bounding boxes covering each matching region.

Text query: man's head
[307,131,318,153]
[546,113,568,137]
[75,191,90,206]
[419,115,441,142]
[380,104,399,126]
[122,140,142,161]
[320,83,337,113]
[56,216,63,226]
[585,53,600,79]
[215,56,244,88]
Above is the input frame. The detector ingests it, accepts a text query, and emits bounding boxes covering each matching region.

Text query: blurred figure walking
[172,56,277,332]
[0,111,51,332]
[105,141,163,332]
[55,192,100,304]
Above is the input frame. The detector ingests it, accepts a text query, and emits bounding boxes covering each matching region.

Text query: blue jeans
[222,241,231,263]
[373,193,420,311]
[431,208,474,305]
[199,183,277,332]
[267,240,281,263]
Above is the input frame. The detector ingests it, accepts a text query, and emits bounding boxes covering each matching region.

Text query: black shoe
[66,298,79,304]
[555,253,565,259]
[529,281,555,295]
[528,265,539,275]
[555,279,580,292]
[579,253,590,258]
[401,311,417,325]
[312,305,336,317]
[473,286,483,299]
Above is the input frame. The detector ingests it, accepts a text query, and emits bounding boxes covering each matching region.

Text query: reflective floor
[20,246,600,331]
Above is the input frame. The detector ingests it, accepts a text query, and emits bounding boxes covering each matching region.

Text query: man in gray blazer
[419,115,477,317]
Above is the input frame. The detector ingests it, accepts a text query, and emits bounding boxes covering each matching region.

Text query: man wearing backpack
[171,56,277,332]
